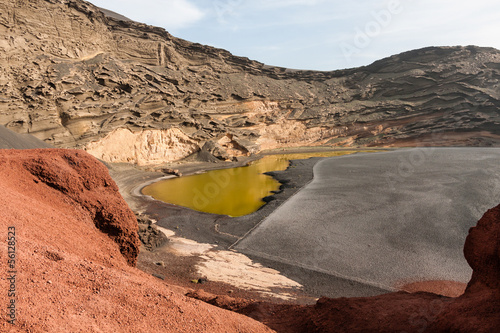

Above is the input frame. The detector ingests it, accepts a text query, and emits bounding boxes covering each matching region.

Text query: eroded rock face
[1,0,500,164]
[84,128,200,165]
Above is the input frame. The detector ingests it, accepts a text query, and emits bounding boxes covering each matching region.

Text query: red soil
[0,149,271,332]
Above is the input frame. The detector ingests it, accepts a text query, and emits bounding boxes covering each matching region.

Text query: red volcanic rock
[20,149,140,266]
[0,149,271,332]
[426,205,500,332]
[463,204,500,293]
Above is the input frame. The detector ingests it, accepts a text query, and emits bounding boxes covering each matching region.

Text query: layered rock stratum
[1,0,500,165]
[0,149,272,332]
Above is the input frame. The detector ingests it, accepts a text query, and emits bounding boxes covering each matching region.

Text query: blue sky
[88,0,500,71]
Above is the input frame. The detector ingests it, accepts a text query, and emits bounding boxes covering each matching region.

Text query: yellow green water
[142,151,366,217]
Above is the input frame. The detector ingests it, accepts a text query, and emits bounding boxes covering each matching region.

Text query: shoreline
[129,148,385,245]
[109,147,394,302]
[111,146,385,215]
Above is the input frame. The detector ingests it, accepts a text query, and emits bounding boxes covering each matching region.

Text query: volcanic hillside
[1,0,500,165]
[0,149,272,332]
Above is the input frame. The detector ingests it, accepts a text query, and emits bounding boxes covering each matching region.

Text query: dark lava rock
[137,214,169,251]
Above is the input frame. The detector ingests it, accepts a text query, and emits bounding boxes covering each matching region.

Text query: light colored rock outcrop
[84,128,199,165]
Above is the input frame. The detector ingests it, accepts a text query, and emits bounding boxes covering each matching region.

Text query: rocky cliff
[2,0,500,165]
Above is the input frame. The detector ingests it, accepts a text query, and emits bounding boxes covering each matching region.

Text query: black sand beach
[110,147,500,300]
[236,148,500,295]
[109,148,391,300]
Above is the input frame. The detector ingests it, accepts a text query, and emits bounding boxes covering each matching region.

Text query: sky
[88,0,500,71]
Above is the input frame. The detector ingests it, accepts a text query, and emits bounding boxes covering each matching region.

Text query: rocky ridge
[1,0,500,165]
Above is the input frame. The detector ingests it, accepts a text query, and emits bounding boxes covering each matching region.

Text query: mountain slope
[1,0,500,165]
[0,124,53,149]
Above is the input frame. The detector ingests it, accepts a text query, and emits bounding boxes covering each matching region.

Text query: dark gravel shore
[109,149,390,300]
[137,156,324,249]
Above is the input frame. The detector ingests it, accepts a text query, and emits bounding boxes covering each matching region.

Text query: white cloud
[387,0,500,49]
[253,0,326,8]
[88,0,204,30]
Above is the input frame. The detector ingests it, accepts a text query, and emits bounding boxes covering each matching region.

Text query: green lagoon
[142,151,364,217]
